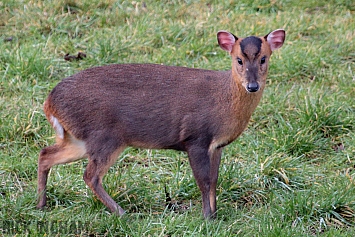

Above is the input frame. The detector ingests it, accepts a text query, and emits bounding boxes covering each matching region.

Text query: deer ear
[217,31,238,53]
[265,29,285,51]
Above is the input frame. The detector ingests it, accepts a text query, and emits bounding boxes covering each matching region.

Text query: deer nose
[247,82,259,92]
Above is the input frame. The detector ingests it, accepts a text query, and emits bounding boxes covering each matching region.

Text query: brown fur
[37,29,285,219]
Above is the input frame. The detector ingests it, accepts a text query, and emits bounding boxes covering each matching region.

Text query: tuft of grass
[1,0,355,236]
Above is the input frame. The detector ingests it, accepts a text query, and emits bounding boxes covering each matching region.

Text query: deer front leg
[187,145,212,219]
[209,148,222,219]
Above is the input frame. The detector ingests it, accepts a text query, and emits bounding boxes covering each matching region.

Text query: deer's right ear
[217,31,237,53]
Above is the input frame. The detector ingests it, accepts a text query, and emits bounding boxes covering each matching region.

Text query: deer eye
[260,56,266,65]
[237,58,243,65]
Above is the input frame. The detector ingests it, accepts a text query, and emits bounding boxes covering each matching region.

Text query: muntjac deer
[37,29,285,219]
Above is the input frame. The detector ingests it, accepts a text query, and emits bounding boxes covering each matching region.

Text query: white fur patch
[50,115,64,139]
[208,138,225,155]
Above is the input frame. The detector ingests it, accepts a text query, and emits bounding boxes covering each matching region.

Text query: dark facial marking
[240,36,262,58]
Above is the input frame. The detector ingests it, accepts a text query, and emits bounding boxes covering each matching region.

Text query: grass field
[1,0,355,236]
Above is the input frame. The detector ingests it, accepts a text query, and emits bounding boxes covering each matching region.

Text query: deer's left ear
[265,29,286,51]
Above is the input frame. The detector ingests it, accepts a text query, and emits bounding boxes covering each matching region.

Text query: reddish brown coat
[37,29,285,219]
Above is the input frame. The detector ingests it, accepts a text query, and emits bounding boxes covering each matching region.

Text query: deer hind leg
[37,134,87,209]
[83,137,126,216]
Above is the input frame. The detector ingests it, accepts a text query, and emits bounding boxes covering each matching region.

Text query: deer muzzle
[246,82,260,92]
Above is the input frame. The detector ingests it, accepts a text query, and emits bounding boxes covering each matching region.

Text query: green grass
[1,0,355,236]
